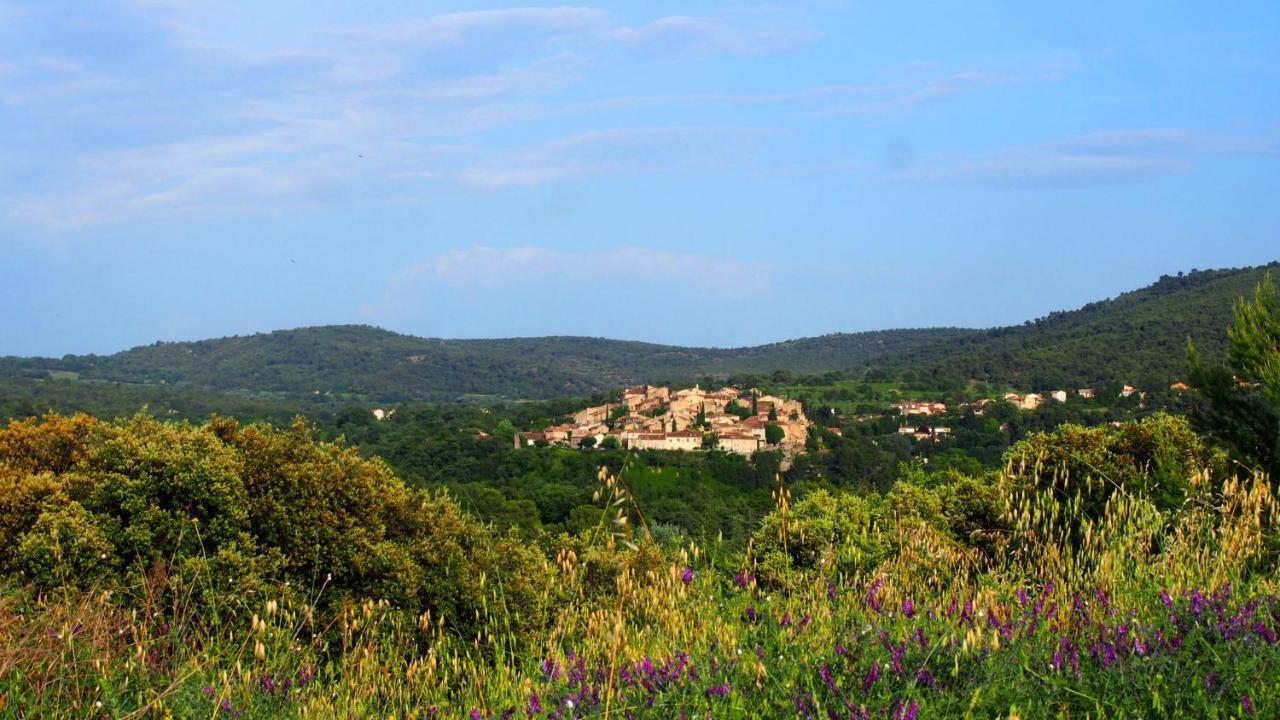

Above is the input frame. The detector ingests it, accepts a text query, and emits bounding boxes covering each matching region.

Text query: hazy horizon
[4,2,1278,356]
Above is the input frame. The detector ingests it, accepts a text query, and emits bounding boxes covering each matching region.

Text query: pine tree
[1188,273,1280,477]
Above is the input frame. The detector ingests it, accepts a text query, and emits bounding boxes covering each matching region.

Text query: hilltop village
[515,384,812,456]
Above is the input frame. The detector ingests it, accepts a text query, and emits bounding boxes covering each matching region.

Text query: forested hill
[3,262,1274,402]
[0,326,969,402]
[872,262,1280,392]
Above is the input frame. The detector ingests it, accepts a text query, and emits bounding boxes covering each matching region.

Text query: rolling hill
[0,327,971,402]
[870,262,1280,392]
[3,261,1275,403]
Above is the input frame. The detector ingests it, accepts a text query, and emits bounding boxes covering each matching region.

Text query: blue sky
[2,1,1278,356]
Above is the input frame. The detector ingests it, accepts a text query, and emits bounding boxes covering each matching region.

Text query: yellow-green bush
[0,412,557,644]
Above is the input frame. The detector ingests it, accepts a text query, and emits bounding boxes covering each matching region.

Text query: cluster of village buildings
[515,384,811,456]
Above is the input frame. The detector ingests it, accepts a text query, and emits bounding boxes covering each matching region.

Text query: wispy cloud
[391,244,773,289]
[2,4,827,230]
[454,126,784,189]
[896,154,1191,187]
[0,4,1078,229]
[894,128,1280,188]
[820,71,1015,115]
[566,83,890,113]
[602,14,819,55]
[363,244,784,322]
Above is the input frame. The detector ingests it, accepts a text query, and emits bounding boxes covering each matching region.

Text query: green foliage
[1189,272,1280,477]
[753,488,890,583]
[0,413,558,643]
[876,263,1280,392]
[1005,413,1225,519]
[765,424,785,445]
[0,407,1277,718]
[1,325,968,402]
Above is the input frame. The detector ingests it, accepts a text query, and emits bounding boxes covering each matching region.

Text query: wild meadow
[0,407,1276,719]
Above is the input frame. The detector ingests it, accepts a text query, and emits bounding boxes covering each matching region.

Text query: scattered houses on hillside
[891,401,948,416]
[898,425,952,442]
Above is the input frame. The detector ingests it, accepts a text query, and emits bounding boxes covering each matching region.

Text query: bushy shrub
[0,413,557,643]
[1005,412,1226,518]
[752,489,891,583]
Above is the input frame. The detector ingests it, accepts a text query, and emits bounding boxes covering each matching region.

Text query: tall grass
[2,456,1276,719]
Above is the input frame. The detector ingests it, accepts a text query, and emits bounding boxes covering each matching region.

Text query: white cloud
[364,245,778,320]
[896,153,1191,187]
[405,245,767,286]
[329,6,610,46]
[454,125,784,189]
[566,83,889,112]
[2,5,830,230]
[602,15,819,55]
[1050,128,1280,157]
[820,72,1015,115]
[892,127,1280,188]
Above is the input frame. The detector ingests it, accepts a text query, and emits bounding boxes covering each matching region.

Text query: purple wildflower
[745,605,757,623]
[889,642,906,673]
[902,598,915,619]
[201,687,215,697]
[735,571,748,588]
[1242,695,1254,715]
[819,664,836,692]
[526,693,542,714]
[470,709,482,720]
[705,682,731,697]
[866,579,884,613]
[862,661,880,693]
[680,567,694,584]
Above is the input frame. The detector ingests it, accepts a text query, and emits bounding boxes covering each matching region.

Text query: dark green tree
[1188,273,1280,478]
[765,424,785,445]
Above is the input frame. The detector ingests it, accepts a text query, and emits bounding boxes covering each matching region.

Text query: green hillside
[872,262,1280,392]
[3,262,1275,403]
[0,326,969,402]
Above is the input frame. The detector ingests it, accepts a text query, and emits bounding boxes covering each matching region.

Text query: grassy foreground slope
[1,411,1276,718]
